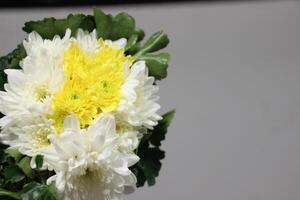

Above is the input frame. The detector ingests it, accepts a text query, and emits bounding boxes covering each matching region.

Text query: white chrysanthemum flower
[0,114,55,158]
[43,114,139,200]
[117,131,140,153]
[75,29,99,54]
[0,30,70,126]
[114,115,143,153]
[118,61,162,129]
[23,29,71,62]
[75,29,126,55]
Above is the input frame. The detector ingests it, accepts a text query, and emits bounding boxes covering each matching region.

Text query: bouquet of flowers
[0,8,174,200]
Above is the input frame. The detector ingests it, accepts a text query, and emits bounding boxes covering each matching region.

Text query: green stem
[0,188,21,200]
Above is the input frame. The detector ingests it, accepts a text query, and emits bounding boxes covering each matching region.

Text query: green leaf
[23,14,95,39]
[0,44,26,70]
[0,150,6,164]
[150,110,175,146]
[110,13,135,40]
[22,182,39,192]
[132,145,165,187]
[133,32,170,80]
[5,149,23,162]
[0,44,27,91]
[134,28,145,41]
[23,17,59,39]
[131,110,175,187]
[126,43,141,55]
[135,31,169,57]
[18,157,34,179]
[34,155,43,169]
[131,165,146,187]
[23,17,55,38]
[55,14,95,37]
[22,182,58,200]
[139,148,165,186]
[78,15,95,32]
[93,8,112,39]
[0,188,21,200]
[7,45,26,69]
[137,52,170,80]
[3,166,25,183]
[0,72,7,91]
[125,34,138,52]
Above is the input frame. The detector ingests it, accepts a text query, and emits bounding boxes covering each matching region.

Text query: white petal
[63,114,80,131]
[5,69,26,90]
[88,114,116,137]
[113,38,127,49]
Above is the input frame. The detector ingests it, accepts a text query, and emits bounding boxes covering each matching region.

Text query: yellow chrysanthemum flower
[51,39,134,131]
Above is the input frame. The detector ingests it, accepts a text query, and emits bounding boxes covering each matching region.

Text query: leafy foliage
[18,157,34,179]
[135,31,169,56]
[0,188,21,200]
[34,155,43,170]
[135,31,170,80]
[137,52,170,80]
[0,44,26,90]
[23,14,95,39]
[110,13,136,40]
[3,165,25,183]
[0,147,55,200]
[150,110,175,147]
[131,110,175,187]
[93,8,112,39]
[22,182,58,200]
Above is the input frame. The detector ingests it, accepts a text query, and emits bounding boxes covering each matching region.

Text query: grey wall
[1,1,300,200]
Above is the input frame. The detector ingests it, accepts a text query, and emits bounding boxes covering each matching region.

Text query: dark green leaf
[110,13,135,40]
[0,151,6,165]
[3,166,25,183]
[135,31,169,57]
[0,73,7,91]
[54,14,94,37]
[34,155,43,169]
[125,34,138,52]
[23,14,95,39]
[0,188,21,200]
[134,28,145,41]
[7,45,26,69]
[150,110,175,146]
[131,110,175,187]
[5,149,23,162]
[0,56,9,71]
[131,146,165,187]
[0,44,26,70]
[23,17,58,39]
[0,144,8,150]
[137,52,170,80]
[131,165,146,187]
[22,182,39,192]
[0,44,27,91]
[126,43,141,55]
[18,157,34,179]
[93,8,112,39]
[78,15,95,32]
[139,148,165,186]
[22,182,58,200]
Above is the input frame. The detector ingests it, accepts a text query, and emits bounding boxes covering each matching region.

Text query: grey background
[1,1,300,199]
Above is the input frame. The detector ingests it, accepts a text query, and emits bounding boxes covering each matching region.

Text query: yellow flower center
[32,128,51,148]
[35,85,50,101]
[51,39,134,132]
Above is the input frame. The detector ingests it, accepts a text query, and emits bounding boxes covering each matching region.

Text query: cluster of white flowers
[0,29,161,200]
